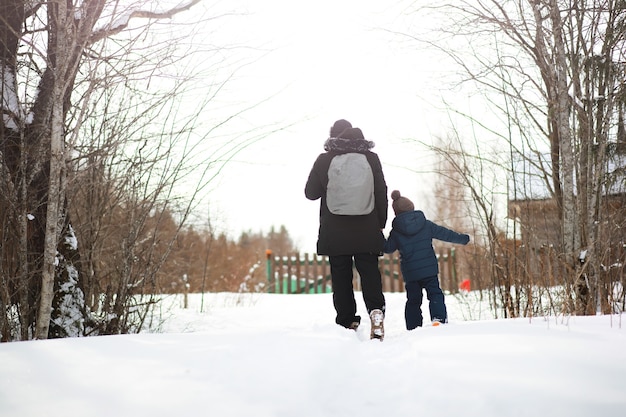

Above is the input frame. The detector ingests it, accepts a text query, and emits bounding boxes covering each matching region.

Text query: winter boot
[369,309,384,340]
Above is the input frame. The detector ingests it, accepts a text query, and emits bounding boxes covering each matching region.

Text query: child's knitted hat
[391,190,415,215]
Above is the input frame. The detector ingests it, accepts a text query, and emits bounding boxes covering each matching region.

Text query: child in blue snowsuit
[384,190,470,330]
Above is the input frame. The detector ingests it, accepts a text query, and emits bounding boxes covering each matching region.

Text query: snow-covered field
[1,291,625,417]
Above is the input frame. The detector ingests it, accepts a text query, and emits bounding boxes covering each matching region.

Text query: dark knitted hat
[391,190,414,215]
[337,127,364,140]
[330,119,352,137]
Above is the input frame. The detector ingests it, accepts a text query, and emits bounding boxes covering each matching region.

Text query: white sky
[175,0,464,252]
[1,291,624,416]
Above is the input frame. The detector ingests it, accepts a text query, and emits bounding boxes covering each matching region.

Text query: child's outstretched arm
[429,221,470,245]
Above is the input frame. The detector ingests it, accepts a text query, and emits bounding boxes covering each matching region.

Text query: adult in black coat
[305,120,388,335]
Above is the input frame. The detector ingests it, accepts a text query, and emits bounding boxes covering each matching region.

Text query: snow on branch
[89,0,200,44]
[1,65,33,130]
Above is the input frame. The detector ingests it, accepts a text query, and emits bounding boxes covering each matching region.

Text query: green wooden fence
[265,249,458,294]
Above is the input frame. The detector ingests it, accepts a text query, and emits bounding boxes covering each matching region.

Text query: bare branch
[89,0,201,44]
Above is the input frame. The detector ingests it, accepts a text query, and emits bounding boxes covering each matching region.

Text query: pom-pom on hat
[391,190,415,215]
[330,119,352,137]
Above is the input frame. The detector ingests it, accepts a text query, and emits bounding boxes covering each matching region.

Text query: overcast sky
[175,0,463,253]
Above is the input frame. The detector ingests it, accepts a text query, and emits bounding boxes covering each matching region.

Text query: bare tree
[0,0,278,340]
[403,0,626,316]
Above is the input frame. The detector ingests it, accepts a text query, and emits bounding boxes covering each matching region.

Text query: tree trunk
[34,91,65,339]
[34,0,71,339]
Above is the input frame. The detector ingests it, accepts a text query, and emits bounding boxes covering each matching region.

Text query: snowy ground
[1,291,625,417]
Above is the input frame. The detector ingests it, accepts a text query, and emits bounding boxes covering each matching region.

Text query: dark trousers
[404,276,447,330]
[329,253,385,328]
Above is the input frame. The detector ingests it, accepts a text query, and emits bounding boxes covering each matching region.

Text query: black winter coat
[384,210,470,282]
[305,146,388,256]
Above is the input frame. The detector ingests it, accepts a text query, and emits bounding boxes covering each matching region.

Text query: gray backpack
[326,153,375,215]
